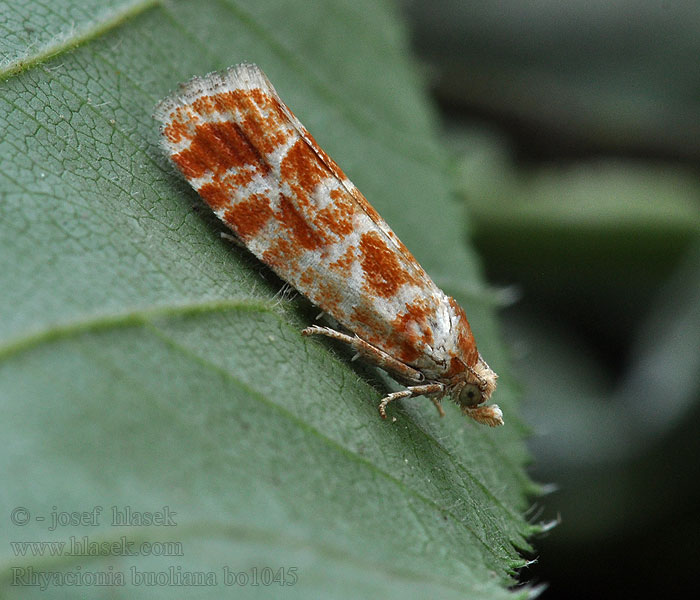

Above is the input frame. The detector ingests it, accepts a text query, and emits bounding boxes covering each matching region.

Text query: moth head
[451,354,497,410]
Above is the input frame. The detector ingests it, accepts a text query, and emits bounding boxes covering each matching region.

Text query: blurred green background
[403,0,700,597]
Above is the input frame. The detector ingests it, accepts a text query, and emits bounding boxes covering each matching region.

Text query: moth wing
[156,64,450,368]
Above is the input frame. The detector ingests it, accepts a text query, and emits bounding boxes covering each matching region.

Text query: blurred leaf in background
[403,0,700,597]
[406,0,700,163]
[0,1,539,598]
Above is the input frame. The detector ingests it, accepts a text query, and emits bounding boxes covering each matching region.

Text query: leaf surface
[0,1,536,597]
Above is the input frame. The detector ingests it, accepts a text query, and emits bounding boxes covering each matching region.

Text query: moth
[154,63,502,426]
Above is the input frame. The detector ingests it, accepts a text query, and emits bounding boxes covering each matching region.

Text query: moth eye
[458,383,482,407]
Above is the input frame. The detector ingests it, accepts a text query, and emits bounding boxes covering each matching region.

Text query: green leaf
[0,1,537,597]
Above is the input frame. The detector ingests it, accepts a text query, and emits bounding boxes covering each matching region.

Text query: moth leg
[378,383,445,419]
[301,325,424,383]
[376,389,413,419]
[430,397,446,418]
[302,326,446,418]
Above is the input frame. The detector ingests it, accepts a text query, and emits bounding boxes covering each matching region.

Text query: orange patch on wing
[197,181,232,212]
[280,139,328,200]
[299,266,317,289]
[329,244,356,274]
[304,135,349,184]
[392,340,422,365]
[391,298,435,348]
[163,111,193,144]
[447,297,478,372]
[186,90,290,155]
[358,231,417,298]
[348,305,419,364]
[262,237,298,269]
[314,195,355,238]
[316,281,344,317]
[350,190,415,259]
[172,120,271,180]
[350,306,390,346]
[277,194,326,251]
[223,193,273,239]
